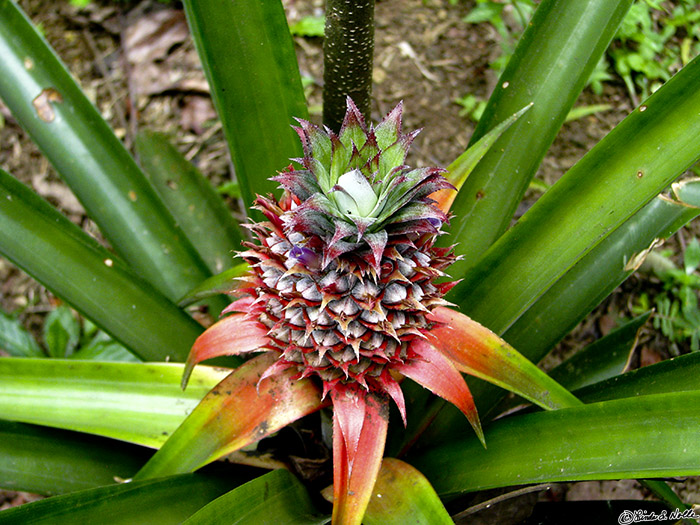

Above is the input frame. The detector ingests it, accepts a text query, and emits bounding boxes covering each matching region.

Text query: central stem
[323,0,375,132]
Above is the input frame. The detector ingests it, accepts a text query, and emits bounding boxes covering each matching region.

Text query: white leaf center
[334,169,378,217]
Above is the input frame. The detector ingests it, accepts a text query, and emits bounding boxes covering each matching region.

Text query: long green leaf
[435,103,532,212]
[446,0,634,275]
[0,359,227,448]
[0,2,212,301]
[485,313,648,418]
[0,420,149,495]
[411,391,700,498]
[0,473,252,525]
[135,130,243,275]
[0,170,203,362]
[576,351,700,403]
[182,0,307,208]
[183,469,327,525]
[451,54,700,333]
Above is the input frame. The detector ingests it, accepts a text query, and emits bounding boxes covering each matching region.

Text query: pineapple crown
[271,98,453,271]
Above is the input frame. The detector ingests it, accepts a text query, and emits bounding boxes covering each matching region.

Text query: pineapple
[240,98,457,408]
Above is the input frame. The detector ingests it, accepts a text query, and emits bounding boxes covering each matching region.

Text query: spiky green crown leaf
[271,98,453,270]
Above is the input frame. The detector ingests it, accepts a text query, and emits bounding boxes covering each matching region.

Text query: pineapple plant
[1,0,700,523]
[165,98,576,524]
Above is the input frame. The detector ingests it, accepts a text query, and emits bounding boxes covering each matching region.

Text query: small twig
[118,9,140,149]
[452,484,551,521]
[184,121,223,162]
[82,29,130,147]
[397,41,439,82]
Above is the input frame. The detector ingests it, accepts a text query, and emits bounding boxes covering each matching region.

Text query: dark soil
[0,0,699,521]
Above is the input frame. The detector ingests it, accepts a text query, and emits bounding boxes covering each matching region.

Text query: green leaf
[0,473,254,525]
[576,350,700,403]
[451,54,700,334]
[182,0,308,209]
[0,169,204,362]
[0,310,43,358]
[363,459,452,525]
[463,3,504,24]
[0,420,149,495]
[183,470,327,525]
[445,0,635,276]
[135,130,244,276]
[0,2,213,302]
[488,313,650,419]
[426,307,580,411]
[215,181,241,199]
[69,340,141,363]
[177,263,250,308]
[43,306,80,358]
[437,103,533,211]
[0,358,227,448]
[411,391,700,498]
[684,238,700,274]
[548,313,649,391]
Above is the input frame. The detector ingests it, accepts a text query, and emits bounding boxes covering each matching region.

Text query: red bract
[182,99,571,524]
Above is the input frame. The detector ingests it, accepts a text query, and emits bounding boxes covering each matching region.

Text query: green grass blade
[0,420,149,495]
[183,470,327,525]
[411,391,700,498]
[0,170,203,362]
[451,54,700,334]
[446,0,634,276]
[0,3,213,302]
[182,0,308,208]
[135,130,243,275]
[0,473,253,525]
[0,359,227,448]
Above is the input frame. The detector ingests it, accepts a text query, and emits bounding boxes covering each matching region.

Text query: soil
[0,0,698,521]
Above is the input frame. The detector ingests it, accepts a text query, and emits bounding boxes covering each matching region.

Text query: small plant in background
[633,239,700,353]
[610,0,700,104]
[0,304,137,361]
[459,0,700,108]
[462,0,536,73]
[454,93,487,122]
[1,0,700,523]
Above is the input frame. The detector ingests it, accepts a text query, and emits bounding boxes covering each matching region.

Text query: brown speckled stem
[323,0,375,132]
